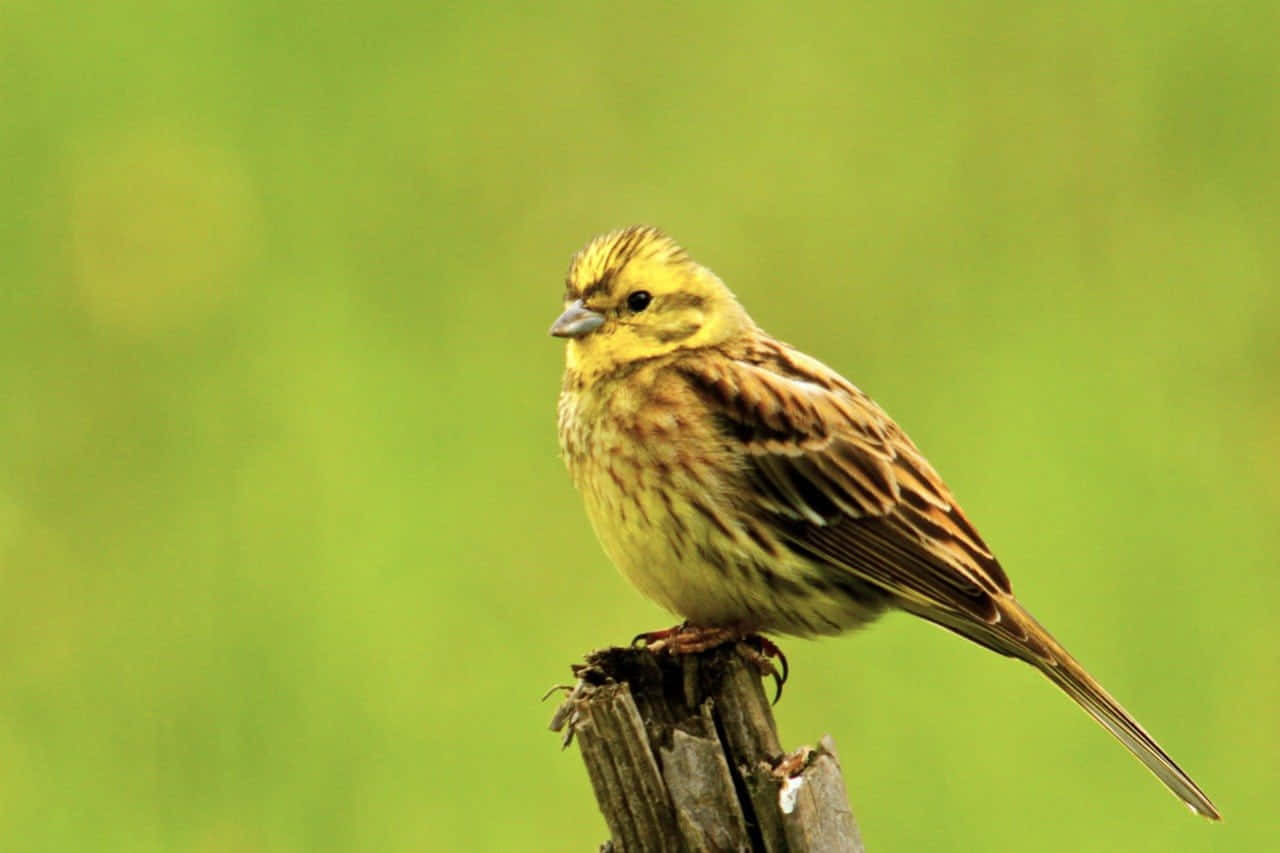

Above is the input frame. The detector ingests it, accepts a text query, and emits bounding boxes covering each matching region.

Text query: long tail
[911,599,1221,819]
[1029,617,1221,819]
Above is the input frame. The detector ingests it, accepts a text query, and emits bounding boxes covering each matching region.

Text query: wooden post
[550,644,865,852]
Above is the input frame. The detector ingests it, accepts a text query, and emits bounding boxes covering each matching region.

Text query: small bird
[550,225,1219,820]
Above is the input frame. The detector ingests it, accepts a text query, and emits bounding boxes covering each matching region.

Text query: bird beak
[549,299,606,338]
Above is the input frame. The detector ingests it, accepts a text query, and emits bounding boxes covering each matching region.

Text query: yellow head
[550,226,755,381]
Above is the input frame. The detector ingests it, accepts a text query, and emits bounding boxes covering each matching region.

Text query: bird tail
[1030,619,1220,819]
[910,598,1221,820]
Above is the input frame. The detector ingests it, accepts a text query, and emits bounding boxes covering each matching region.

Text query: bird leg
[632,623,789,703]
[633,623,738,654]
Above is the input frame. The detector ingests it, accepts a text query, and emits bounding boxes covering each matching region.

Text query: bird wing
[676,345,1222,820]
[676,345,1019,632]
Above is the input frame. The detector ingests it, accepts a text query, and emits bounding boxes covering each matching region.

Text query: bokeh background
[2,1,1277,850]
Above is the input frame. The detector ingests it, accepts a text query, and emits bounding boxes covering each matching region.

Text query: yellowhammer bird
[550,225,1219,820]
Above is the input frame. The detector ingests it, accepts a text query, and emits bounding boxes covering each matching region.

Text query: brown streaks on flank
[696,543,731,576]
[742,517,782,558]
[757,563,805,597]
[689,497,735,540]
[804,573,832,595]
[656,487,688,538]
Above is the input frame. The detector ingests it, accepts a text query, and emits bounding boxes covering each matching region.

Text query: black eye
[626,290,652,312]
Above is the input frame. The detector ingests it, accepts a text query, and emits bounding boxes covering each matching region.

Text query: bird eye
[626,290,652,312]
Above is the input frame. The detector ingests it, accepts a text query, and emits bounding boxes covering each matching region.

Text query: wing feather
[678,347,1012,625]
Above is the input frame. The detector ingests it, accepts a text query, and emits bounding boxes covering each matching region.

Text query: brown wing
[677,344,1018,633]
[677,344,1222,820]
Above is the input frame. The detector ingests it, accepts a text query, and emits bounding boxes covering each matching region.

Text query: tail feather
[908,598,1221,819]
[1037,637,1221,820]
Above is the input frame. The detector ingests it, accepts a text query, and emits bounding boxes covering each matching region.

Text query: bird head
[551,226,755,380]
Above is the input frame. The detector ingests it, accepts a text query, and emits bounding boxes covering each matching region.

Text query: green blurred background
[2,1,1276,850]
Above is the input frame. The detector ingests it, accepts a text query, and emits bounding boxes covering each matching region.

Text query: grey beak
[549,299,606,338]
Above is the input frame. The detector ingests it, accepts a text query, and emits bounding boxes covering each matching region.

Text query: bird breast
[557,366,881,636]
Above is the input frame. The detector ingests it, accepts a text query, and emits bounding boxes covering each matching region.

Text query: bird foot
[632,623,789,703]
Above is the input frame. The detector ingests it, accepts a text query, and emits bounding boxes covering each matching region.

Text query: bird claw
[631,623,685,649]
[742,634,789,705]
[633,623,739,655]
[633,623,789,704]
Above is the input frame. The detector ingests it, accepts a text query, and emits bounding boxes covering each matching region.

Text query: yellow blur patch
[68,127,258,335]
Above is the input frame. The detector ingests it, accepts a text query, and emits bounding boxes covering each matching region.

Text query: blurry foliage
[1,1,1277,850]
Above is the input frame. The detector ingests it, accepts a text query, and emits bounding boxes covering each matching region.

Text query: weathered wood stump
[550,644,864,852]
